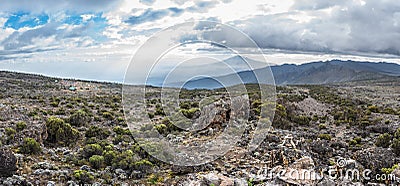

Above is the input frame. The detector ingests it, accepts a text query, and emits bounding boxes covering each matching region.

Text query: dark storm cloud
[139,0,156,6]
[0,18,104,62]
[291,0,348,10]
[187,1,219,13]
[125,8,184,25]
[1,23,58,50]
[124,0,219,26]
[183,0,400,56]
[0,0,123,13]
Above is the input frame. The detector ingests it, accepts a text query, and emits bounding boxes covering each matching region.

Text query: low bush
[82,143,103,158]
[376,133,391,148]
[103,150,117,166]
[16,121,27,131]
[349,137,362,146]
[180,108,199,119]
[69,110,90,127]
[19,138,41,154]
[73,170,94,184]
[46,116,80,146]
[89,155,105,169]
[391,138,400,155]
[113,126,131,136]
[102,112,113,120]
[318,134,332,141]
[85,126,110,140]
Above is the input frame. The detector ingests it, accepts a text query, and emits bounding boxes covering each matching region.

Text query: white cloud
[0,0,399,82]
[182,0,400,56]
[0,0,124,13]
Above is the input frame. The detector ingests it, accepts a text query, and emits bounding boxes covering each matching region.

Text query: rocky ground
[0,71,399,185]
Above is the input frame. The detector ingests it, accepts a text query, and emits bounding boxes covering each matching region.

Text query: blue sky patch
[63,14,84,25]
[4,12,49,29]
[62,12,109,42]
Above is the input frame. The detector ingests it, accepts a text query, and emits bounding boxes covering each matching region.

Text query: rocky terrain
[0,71,400,185]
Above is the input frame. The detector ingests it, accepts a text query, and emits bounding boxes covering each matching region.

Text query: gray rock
[2,175,27,186]
[203,173,220,185]
[0,148,17,177]
[202,172,234,186]
[47,181,56,186]
[115,168,125,175]
[130,170,144,179]
[67,180,78,186]
[32,161,54,170]
[290,156,314,169]
[234,178,248,186]
[80,165,91,171]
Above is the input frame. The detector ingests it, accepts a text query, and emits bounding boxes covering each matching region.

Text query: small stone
[47,181,56,186]
[0,148,17,177]
[67,180,78,186]
[234,178,247,186]
[130,170,144,179]
[203,173,220,185]
[115,168,125,174]
[80,165,91,171]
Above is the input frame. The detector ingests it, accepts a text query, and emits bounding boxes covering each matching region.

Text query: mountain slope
[179,60,400,89]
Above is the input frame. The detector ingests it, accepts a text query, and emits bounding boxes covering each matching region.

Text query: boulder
[202,172,234,186]
[0,148,17,177]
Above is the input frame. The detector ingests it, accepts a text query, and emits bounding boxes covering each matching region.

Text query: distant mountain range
[173,57,400,89]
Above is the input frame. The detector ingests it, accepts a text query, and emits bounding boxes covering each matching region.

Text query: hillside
[178,59,400,89]
[0,71,399,185]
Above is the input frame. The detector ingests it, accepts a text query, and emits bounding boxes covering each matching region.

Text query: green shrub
[394,128,400,139]
[102,112,113,120]
[368,105,379,113]
[148,113,155,119]
[5,127,16,143]
[103,151,117,166]
[112,135,131,145]
[55,108,66,115]
[111,150,139,170]
[117,117,125,122]
[318,124,327,129]
[85,126,110,140]
[69,110,90,127]
[82,143,103,158]
[154,104,165,116]
[46,116,80,146]
[383,108,396,115]
[391,138,400,155]
[19,138,41,154]
[381,164,399,174]
[16,121,27,131]
[5,127,16,137]
[134,159,154,172]
[113,126,131,135]
[376,133,391,148]
[291,115,311,126]
[180,108,199,119]
[89,155,105,169]
[73,170,94,184]
[50,101,59,107]
[147,173,163,184]
[154,124,167,134]
[318,133,332,141]
[349,137,362,146]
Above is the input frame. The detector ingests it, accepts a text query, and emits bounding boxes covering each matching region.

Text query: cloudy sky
[0,0,399,82]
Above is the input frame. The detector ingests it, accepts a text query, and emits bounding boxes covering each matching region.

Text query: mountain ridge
[178,59,400,89]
